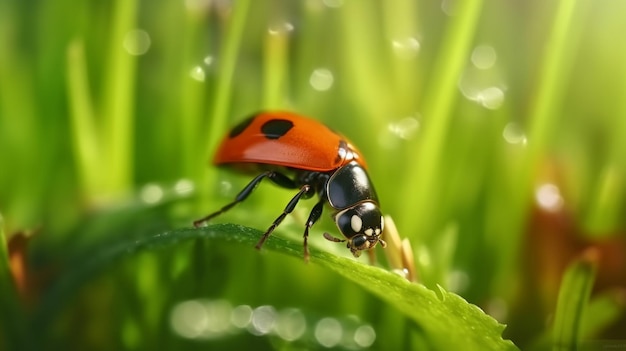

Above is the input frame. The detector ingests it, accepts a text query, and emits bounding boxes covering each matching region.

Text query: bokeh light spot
[388,116,420,140]
[190,66,206,82]
[268,21,294,35]
[476,87,505,110]
[123,29,151,56]
[471,45,497,69]
[250,305,276,335]
[392,37,420,60]
[174,178,194,196]
[309,68,334,91]
[170,300,209,339]
[140,183,164,204]
[353,324,376,348]
[274,308,307,341]
[315,317,343,347]
[502,122,527,145]
[535,183,563,212]
[230,304,253,328]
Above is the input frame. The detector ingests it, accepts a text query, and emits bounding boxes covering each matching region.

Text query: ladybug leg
[302,198,325,262]
[255,184,312,251]
[323,232,344,242]
[194,171,295,227]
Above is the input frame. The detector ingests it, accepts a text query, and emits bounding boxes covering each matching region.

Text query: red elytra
[213,111,367,171]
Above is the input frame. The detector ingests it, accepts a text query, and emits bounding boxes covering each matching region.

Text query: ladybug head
[330,201,386,257]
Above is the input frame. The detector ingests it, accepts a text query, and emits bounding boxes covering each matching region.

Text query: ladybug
[194,111,386,261]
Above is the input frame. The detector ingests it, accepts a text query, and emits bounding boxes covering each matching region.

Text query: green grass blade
[176,10,208,178]
[552,252,597,351]
[496,0,589,293]
[102,0,139,195]
[204,0,252,157]
[581,289,626,339]
[197,0,251,210]
[66,40,101,197]
[401,0,483,239]
[263,24,289,109]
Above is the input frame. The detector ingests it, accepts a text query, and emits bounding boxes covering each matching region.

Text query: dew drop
[476,86,504,110]
[388,116,420,140]
[392,37,420,60]
[502,122,527,145]
[189,66,206,82]
[268,21,294,35]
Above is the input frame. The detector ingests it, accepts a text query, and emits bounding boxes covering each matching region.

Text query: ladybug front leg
[302,198,325,262]
[193,171,297,227]
[255,184,312,250]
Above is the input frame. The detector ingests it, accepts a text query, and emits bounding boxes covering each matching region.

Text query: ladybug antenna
[378,238,388,248]
[323,232,345,243]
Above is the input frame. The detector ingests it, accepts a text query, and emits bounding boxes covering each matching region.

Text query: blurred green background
[1,0,625,350]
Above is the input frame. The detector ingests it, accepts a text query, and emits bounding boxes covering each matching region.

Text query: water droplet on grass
[392,37,420,60]
[190,66,206,82]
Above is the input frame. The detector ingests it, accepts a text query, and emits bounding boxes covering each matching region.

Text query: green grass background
[1,0,625,350]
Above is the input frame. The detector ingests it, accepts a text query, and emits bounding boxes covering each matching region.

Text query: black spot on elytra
[261,119,294,139]
[229,116,255,138]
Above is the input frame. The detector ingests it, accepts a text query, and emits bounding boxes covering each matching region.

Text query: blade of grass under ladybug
[33,224,517,351]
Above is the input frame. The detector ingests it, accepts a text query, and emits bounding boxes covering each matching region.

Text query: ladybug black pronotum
[194,111,386,261]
